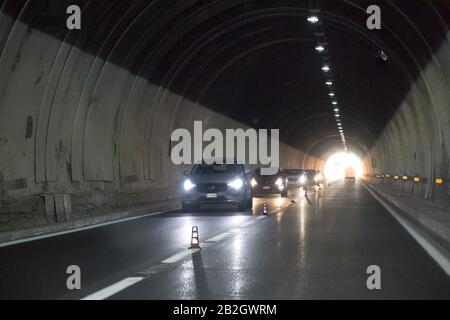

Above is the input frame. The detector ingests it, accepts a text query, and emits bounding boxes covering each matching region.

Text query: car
[181,160,253,211]
[284,169,306,187]
[250,167,288,197]
[315,170,324,184]
[300,169,322,189]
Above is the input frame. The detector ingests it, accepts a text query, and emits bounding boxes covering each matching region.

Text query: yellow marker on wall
[436,178,444,185]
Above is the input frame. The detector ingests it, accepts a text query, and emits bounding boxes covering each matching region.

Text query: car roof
[195,158,241,165]
[253,167,282,174]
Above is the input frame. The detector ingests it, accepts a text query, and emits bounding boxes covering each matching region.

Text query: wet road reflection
[3,182,449,299]
[112,181,450,299]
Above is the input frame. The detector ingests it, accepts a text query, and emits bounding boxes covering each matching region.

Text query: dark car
[284,169,306,187]
[301,169,321,189]
[250,168,288,197]
[181,160,253,211]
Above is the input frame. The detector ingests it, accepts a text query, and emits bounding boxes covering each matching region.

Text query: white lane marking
[363,183,450,277]
[80,215,266,300]
[205,232,230,242]
[159,216,262,263]
[161,248,201,264]
[81,277,144,300]
[0,210,166,248]
[241,217,261,226]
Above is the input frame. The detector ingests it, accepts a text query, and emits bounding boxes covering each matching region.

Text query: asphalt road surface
[1,181,449,299]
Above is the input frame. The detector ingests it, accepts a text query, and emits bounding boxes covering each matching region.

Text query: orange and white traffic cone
[189,226,201,249]
[262,203,268,215]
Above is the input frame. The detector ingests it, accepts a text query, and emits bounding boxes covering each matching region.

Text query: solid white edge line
[2,206,270,248]
[0,210,166,248]
[81,277,144,300]
[362,182,450,277]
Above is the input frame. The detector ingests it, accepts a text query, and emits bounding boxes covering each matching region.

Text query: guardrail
[365,173,446,186]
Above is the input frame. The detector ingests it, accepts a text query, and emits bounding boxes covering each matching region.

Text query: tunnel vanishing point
[0,1,449,238]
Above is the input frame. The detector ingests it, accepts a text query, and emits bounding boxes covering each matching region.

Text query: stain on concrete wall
[0,13,320,232]
[25,116,33,139]
[365,34,450,205]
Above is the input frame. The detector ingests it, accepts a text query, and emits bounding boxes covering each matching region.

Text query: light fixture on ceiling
[315,45,325,52]
[377,50,389,61]
[307,16,319,23]
[321,65,330,72]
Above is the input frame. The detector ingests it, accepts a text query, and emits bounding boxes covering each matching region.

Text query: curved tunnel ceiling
[2,0,449,160]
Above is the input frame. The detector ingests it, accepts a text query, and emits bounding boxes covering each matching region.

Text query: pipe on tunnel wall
[364,32,450,205]
[0,13,322,232]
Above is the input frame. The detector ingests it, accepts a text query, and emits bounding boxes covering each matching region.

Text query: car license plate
[206,193,218,198]
[262,186,270,190]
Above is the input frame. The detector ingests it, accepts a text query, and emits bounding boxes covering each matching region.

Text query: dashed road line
[205,232,231,243]
[161,248,201,264]
[80,214,268,300]
[82,277,144,300]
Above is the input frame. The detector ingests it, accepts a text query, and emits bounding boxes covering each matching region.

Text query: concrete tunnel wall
[0,14,323,232]
[363,31,450,207]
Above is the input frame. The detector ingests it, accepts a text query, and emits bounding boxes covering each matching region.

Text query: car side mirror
[244,169,251,176]
[183,170,189,176]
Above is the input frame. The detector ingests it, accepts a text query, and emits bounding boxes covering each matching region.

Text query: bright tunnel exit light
[324,152,364,182]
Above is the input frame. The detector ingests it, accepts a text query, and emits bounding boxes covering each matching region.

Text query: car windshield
[253,168,281,176]
[191,163,241,175]
[284,169,303,175]
[305,170,316,177]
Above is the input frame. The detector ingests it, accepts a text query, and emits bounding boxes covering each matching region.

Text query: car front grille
[195,183,228,193]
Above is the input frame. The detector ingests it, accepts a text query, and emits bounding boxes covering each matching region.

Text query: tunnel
[0,0,449,300]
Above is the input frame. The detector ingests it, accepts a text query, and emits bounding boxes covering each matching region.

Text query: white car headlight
[228,178,243,190]
[250,178,258,187]
[276,177,285,190]
[183,179,196,191]
[299,175,307,184]
[275,177,283,186]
